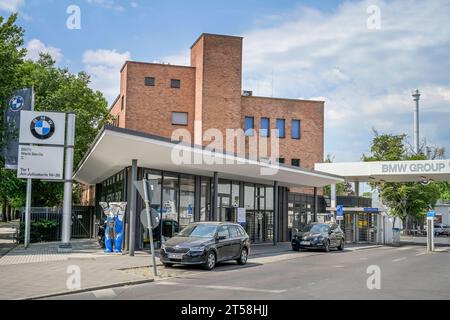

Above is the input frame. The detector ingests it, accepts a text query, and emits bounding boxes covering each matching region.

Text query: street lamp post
[412,89,421,154]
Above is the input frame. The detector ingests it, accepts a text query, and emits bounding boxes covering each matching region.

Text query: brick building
[76,33,337,248]
[109,33,324,193]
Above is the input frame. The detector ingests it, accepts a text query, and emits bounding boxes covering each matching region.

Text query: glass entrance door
[358,213,369,243]
[219,195,234,222]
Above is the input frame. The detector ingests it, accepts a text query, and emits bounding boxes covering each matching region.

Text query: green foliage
[0,14,26,206]
[323,154,354,196]
[436,182,450,200]
[363,130,441,228]
[18,220,58,243]
[0,13,110,208]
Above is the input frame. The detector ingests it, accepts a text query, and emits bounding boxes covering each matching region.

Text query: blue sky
[2,0,450,169]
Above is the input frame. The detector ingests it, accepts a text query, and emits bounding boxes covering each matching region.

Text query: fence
[19,206,95,242]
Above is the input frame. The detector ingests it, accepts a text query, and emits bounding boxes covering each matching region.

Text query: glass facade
[99,170,126,203]
[97,167,320,248]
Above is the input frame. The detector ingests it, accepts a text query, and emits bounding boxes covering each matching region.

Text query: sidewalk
[0,220,19,258]
[0,239,157,300]
[0,239,386,300]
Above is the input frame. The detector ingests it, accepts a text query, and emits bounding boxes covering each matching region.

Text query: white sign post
[18,110,72,250]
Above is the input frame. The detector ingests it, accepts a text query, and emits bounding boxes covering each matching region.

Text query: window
[291,159,300,167]
[145,77,155,86]
[172,112,188,125]
[276,119,285,138]
[171,79,181,88]
[277,158,285,164]
[180,175,195,229]
[292,119,301,139]
[244,116,254,136]
[217,226,230,239]
[229,225,239,238]
[260,117,270,137]
[121,96,124,111]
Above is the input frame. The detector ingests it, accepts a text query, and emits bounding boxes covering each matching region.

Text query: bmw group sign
[19,111,66,145]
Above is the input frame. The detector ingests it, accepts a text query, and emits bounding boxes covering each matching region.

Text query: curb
[345,245,384,251]
[22,278,155,300]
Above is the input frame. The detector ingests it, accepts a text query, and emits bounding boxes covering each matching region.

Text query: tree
[0,14,27,219]
[363,130,441,230]
[16,54,111,206]
[0,14,110,209]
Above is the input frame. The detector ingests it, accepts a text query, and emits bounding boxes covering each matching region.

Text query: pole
[427,219,434,253]
[24,86,35,248]
[129,160,137,256]
[273,181,278,246]
[412,89,420,154]
[313,187,318,223]
[142,178,158,277]
[24,179,32,247]
[60,113,76,251]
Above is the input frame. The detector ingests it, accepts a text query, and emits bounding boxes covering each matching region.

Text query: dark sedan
[291,222,345,252]
[160,222,251,270]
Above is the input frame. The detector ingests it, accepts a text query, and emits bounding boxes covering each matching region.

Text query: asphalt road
[47,245,450,300]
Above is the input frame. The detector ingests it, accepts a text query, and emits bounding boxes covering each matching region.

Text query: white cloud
[25,39,63,63]
[82,49,131,103]
[158,49,190,66]
[86,0,124,12]
[238,0,450,161]
[0,0,24,12]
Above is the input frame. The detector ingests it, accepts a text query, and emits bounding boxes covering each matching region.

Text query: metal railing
[19,206,95,242]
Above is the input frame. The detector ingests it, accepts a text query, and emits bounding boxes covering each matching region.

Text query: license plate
[300,241,310,245]
[168,253,184,259]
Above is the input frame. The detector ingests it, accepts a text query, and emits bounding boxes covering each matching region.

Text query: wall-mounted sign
[19,111,66,146]
[237,207,246,224]
[17,145,64,180]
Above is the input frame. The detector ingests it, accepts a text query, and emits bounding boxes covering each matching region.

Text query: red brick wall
[191,34,243,149]
[241,96,324,195]
[123,62,196,140]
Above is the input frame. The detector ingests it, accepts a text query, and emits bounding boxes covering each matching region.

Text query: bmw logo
[9,96,25,112]
[30,116,55,140]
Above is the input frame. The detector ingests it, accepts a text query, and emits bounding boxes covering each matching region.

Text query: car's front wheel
[204,251,216,270]
[163,263,174,268]
[236,247,248,265]
[324,240,330,252]
[337,239,344,251]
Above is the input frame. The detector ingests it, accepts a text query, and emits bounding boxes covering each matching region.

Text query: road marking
[398,246,415,251]
[332,265,345,268]
[392,257,407,262]
[156,281,287,294]
[415,252,427,256]
[92,288,116,299]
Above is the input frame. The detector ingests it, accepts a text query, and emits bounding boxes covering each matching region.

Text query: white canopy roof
[74,126,344,187]
[315,160,450,183]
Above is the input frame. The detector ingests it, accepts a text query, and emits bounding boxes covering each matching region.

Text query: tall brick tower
[190,34,243,146]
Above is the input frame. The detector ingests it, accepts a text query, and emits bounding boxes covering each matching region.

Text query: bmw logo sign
[9,96,25,112]
[30,116,56,140]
